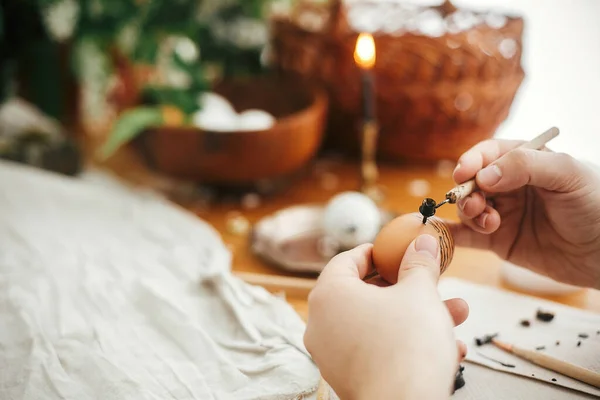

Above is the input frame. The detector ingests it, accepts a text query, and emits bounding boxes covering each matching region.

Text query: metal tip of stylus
[435,199,449,209]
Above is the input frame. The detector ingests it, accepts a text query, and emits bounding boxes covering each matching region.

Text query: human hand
[304,235,469,400]
[451,139,600,288]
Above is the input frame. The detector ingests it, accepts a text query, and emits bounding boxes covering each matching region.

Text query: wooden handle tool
[445,127,560,204]
[492,338,600,388]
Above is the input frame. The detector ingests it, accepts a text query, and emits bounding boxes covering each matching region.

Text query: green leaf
[243,0,265,19]
[139,0,199,31]
[132,35,159,63]
[97,106,163,160]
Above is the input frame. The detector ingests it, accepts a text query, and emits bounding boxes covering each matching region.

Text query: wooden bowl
[135,75,328,185]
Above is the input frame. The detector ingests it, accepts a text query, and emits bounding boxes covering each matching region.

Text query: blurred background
[1,0,599,190]
[2,0,599,298]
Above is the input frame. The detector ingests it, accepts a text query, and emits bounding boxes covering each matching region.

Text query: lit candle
[354,33,376,122]
[353,33,381,201]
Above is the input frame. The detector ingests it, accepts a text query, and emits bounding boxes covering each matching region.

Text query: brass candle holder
[360,119,380,196]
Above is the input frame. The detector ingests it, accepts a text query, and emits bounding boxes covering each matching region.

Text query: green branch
[97,106,163,160]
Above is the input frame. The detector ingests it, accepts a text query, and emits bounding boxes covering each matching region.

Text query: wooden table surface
[97,144,600,320]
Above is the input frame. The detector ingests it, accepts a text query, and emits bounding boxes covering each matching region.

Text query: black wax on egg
[419,198,437,224]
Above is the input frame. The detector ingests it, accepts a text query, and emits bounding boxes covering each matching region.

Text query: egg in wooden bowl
[135,75,328,187]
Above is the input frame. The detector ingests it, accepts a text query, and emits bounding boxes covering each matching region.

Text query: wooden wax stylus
[491,338,600,388]
[440,127,560,207]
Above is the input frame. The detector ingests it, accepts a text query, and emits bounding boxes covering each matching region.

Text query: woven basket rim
[271,0,524,41]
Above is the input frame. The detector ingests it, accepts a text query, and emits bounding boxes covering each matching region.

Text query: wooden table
[97,145,600,320]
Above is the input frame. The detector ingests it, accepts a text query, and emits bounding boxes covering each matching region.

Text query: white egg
[237,109,276,131]
[322,191,381,250]
[193,92,240,132]
[192,108,239,132]
[197,92,237,117]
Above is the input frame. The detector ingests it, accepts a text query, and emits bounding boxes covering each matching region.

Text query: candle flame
[354,33,376,69]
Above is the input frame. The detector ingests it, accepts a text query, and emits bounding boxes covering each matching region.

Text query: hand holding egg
[304,239,467,400]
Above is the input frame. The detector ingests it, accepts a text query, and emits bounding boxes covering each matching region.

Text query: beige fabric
[0,160,320,400]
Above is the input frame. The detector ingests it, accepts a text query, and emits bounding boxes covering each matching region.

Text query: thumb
[397,234,441,282]
[475,148,584,193]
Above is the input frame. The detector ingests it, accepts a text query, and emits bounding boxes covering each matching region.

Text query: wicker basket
[268,0,525,162]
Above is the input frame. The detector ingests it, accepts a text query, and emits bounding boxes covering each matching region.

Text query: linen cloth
[0,160,320,400]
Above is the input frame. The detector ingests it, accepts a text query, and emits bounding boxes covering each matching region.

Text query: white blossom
[174,37,200,64]
[41,0,79,42]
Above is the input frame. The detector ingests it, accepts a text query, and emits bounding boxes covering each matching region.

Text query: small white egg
[192,108,239,132]
[322,191,381,250]
[237,109,276,131]
[197,92,237,117]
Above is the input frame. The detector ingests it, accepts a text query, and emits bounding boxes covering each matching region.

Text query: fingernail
[476,212,489,229]
[415,234,439,258]
[478,165,502,186]
[453,163,461,176]
[458,197,469,211]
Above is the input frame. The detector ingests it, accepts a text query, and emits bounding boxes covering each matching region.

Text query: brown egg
[372,212,455,284]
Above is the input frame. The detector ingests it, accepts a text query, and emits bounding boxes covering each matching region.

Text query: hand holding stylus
[450,129,600,289]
